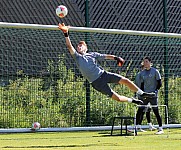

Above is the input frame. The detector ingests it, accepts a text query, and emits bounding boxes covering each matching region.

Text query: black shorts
[139,96,158,110]
[91,71,122,97]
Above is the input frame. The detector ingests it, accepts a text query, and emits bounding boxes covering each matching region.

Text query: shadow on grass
[95,131,134,137]
[3,143,120,149]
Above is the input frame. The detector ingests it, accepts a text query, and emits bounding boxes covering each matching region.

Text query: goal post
[1,22,181,38]
[0,22,180,130]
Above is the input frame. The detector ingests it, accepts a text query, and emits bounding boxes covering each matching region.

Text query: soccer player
[135,64,157,132]
[135,56,163,134]
[58,23,155,105]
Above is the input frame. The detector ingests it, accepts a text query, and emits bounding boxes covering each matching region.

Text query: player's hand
[114,57,125,67]
[58,23,69,33]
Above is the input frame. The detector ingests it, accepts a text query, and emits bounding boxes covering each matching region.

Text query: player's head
[142,56,153,69]
[77,41,87,54]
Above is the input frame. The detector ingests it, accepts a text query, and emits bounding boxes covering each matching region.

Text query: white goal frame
[0,22,181,134]
[1,22,181,38]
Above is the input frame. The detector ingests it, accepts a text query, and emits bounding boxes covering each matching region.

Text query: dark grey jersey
[139,67,161,93]
[72,52,106,82]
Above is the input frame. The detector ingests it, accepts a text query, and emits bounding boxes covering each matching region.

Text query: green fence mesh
[0,28,180,128]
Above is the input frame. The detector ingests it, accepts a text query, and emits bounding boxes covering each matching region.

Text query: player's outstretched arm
[58,23,76,55]
[105,55,125,67]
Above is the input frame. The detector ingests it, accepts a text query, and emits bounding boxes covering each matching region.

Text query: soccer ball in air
[31,122,40,131]
[56,5,68,18]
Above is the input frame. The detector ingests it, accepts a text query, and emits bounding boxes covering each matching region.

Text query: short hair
[142,56,153,66]
[143,56,152,62]
[79,41,87,47]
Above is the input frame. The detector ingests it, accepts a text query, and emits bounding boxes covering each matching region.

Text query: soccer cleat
[137,128,147,132]
[155,130,164,135]
[132,97,143,105]
[149,125,157,131]
[140,92,156,99]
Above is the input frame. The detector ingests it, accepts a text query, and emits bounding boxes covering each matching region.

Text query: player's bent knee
[119,77,131,84]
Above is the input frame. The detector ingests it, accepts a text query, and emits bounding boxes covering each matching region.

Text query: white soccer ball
[31,122,40,130]
[56,5,68,18]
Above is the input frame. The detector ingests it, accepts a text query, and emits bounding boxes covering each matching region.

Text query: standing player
[136,56,163,134]
[58,23,155,105]
[135,64,157,132]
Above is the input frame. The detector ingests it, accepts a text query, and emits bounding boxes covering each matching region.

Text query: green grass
[0,128,180,150]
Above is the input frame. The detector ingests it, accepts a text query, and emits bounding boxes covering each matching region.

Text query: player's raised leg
[118,76,155,98]
[111,91,143,105]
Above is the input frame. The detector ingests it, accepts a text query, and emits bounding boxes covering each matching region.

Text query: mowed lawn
[0,128,180,150]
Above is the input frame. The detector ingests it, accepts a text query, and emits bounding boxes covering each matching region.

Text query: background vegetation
[0,56,180,128]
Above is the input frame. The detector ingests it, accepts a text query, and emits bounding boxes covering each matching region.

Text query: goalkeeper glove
[114,56,125,67]
[58,23,69,37]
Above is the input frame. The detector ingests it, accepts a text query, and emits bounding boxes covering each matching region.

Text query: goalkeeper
[58,23,155,105]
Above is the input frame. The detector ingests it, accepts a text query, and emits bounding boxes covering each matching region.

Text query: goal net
[0,22,180,131]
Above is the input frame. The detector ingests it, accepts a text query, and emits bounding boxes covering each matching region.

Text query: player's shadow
[93,131,134,137]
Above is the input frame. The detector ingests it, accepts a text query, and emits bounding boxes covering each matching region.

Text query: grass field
[0,128,180,150]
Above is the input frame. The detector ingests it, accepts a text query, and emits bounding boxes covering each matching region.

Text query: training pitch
[0,128,180,150]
